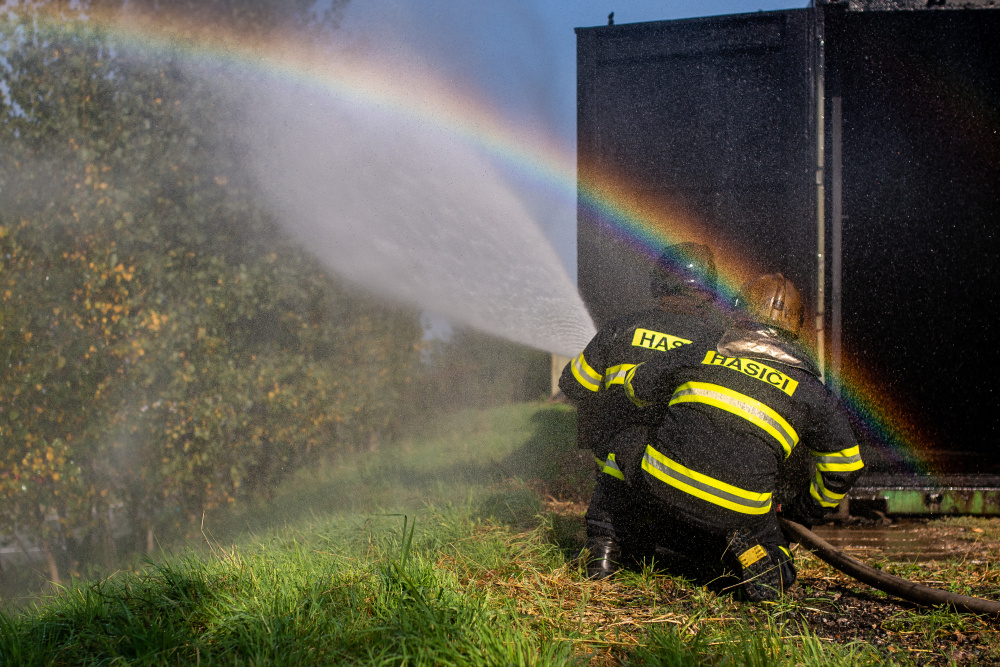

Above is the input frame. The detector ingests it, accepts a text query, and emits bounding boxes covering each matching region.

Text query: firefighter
[618,273,863,601]
[558,242,731,580]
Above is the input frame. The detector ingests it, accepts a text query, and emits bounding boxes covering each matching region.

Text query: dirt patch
[536,502,1000,665]
[785,517,1000,664]
[788,552,1000,664]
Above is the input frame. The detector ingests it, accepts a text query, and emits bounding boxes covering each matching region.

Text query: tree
[1,0,422,584]
[415,328,551,413]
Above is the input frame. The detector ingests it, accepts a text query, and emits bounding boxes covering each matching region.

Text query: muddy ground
[539,489,1000,665]
[788,517,1000,664]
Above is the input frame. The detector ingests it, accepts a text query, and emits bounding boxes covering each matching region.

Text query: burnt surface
[838,0,999,10]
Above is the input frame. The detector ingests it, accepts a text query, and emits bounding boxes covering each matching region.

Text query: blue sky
[339,1,809,276]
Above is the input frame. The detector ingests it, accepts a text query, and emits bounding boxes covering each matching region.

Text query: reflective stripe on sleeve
[811,445,864,472]
[623,365,647,407]
[594,453,625,481]
[570,352,602,392]
[809,470,846,508]
[668,381,798,457]
[603,363,638,388]
[641,444,772,515]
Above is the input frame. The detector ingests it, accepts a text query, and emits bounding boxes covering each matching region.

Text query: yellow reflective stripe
[603,363,637,388]
[778,546,791,559]
[669,382,798,457]
[641,444,772,515]
[571,352,602,392]
[594,453,625,480]
[810,470,846,508]
[623,365,647,407]
[811,445,864,472]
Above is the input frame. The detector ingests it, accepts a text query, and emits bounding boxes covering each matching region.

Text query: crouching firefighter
[612,273,864,601]
[557,243,731,580]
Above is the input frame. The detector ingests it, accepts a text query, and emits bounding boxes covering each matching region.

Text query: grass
[2,402,999,665]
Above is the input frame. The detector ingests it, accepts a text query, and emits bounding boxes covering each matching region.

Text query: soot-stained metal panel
[838,0,999,11]
[577,5,1000,484]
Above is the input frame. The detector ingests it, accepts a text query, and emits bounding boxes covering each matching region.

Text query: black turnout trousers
[585,471,795,586]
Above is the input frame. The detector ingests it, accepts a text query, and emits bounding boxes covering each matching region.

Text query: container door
[576,10,816,326]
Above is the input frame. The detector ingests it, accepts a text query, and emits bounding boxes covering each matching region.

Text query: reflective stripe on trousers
[641,444,772,515]
[595,453,625,481]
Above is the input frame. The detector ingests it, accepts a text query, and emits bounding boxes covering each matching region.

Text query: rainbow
[577,174,930,475]
[5,7,929,474]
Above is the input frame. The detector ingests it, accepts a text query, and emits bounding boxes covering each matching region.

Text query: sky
[338,1,810,277]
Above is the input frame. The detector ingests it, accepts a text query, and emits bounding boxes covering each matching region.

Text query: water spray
[213,64,596,358]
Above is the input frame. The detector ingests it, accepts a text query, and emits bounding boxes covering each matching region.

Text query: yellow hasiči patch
[631,328,692,352]
[701,351,799,396]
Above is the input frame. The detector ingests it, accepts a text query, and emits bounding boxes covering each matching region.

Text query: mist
[226,69,594,357]
[0,4,597,597]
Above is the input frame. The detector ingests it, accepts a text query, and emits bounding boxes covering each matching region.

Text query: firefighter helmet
[734,273,804,338]
[650,242,717,297]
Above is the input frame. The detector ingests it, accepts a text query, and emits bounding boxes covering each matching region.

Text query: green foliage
[415,327,551,413]
[0,1,423,582]
[88,0,349,42]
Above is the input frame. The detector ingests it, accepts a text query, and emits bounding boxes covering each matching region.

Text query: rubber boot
[585,536,622,580]
[726,532,782,602]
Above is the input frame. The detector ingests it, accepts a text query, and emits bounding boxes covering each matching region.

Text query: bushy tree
[0,0,422,583]
[415,328,551,413]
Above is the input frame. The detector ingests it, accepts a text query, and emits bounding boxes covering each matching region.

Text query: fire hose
[780,518,1000,615]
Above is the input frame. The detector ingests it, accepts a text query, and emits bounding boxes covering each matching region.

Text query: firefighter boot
[727,532,782,602]
[584,536,622,580]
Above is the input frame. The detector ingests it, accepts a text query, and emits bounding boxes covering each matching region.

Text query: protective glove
[778,493,827,533]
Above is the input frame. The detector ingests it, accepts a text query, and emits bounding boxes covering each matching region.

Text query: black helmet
[650,242,717,297]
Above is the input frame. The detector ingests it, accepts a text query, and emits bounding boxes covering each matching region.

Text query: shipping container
[576,0,1000,514]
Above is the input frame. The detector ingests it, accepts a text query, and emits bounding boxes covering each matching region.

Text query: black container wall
[576,6,1000,478]
[576,10,816,327]
[827,8,1000,473]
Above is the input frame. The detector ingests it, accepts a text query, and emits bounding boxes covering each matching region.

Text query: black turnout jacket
[625,326,864,533]
[559,295,730,473]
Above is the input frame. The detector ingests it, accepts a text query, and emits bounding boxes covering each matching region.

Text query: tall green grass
[2,402,997,665]
[1,509,577,665]
[212,402,581,538]
[1,506,881,666]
